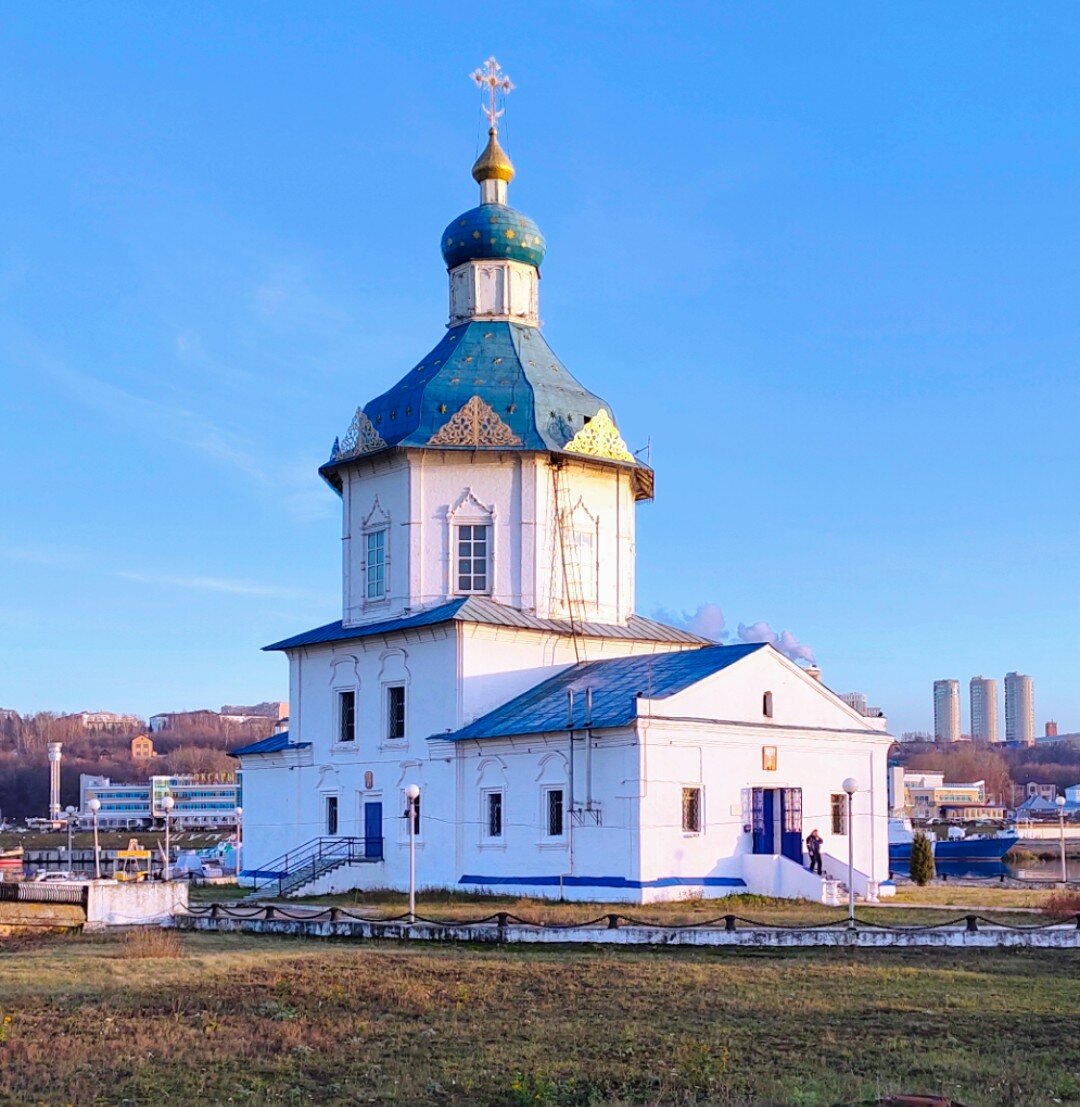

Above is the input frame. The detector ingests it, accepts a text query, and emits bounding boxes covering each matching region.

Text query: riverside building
[234,61,894,903]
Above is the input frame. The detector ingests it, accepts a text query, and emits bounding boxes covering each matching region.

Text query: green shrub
[909,831,936,886]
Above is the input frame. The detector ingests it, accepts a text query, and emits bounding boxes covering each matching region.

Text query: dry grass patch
[119,926,184,959]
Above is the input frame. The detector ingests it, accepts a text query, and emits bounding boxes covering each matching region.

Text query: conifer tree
[909,831,936,886]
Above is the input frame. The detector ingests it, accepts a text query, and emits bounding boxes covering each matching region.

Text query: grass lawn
[1,930,1076,1106]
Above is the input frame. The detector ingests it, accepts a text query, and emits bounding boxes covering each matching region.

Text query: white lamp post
[235,806,244,881]
[842,777,858,926]
[65,805,77,866]
[162,794,175,881]
[88,798,101,879]
[404,784,420,921]
[1056,795,1067,883]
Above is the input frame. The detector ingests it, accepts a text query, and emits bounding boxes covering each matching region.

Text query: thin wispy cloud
[117,570,333,604]
[4,330,334,523]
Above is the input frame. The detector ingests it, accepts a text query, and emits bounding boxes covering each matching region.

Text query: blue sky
[1,3,1077,736]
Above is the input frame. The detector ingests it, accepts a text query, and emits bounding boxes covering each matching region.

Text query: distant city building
[969,677,1000,744]
[1046,720,1058,738]
[837,692,886,719]
[130,734,156,760]
[80,772,242,829]
[1005,672,1035,746]
[933,680,961,743]
[62,711,142,731]
[1011,780,1057,806]
[220,701,289,720]
[891,770,998,821]
[150,702,288,732]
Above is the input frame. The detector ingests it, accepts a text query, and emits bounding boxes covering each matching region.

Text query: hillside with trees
[0,710,274,821]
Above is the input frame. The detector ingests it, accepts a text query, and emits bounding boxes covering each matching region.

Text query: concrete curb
[174,913,1080,948]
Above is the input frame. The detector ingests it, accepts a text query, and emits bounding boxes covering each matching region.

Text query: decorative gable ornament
[333,408,388,461]
[428,394,522,447]
[563,408,635,463]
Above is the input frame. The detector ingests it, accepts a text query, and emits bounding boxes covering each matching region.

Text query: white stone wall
[340,452,636,628]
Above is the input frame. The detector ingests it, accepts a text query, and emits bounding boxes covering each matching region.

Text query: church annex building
[234,61,894,904]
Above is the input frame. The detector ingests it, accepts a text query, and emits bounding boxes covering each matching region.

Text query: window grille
[386,686,406,740]
[338,690,356,743]
[682,787,702,833]
[487,792,503,838]
[546,789,564,837]
[456,524,490,593]
[326,796,339,836]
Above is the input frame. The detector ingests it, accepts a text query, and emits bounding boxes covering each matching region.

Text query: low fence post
[607,914,620,930]
[264,905,275,920]
[724,915,737,932]
[965,915,979,933]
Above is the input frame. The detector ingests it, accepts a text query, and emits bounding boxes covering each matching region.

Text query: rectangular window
[338,690,356,743]
[487,792,503,838]
[831,793,848,836]
[404,792,420,835]
[762,746,777,771]
[326,795,339,836]
[456,524,490,593]
[386,685,406,740]
[366,530,387,600]
[682,787,702,833]
[546,788,564,837]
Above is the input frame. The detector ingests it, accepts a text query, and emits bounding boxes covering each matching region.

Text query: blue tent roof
[264,596,709,652]
[433,643,767,743]
[320,321,651,493]
[230,731,311,758]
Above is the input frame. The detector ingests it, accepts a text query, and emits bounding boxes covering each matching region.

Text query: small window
[546,788,564,837]
[326,795,339,836]
[682,787,702,833]
[338,690,356,743]
[386,686,406,740]
[762,746,777,772]
[456,524,490,593]
[366,530,387,600]
[831,793,848,836]
[486,792,503,838]
[763,691,773,718]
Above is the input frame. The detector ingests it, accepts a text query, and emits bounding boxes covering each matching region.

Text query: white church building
[235,62,894,904]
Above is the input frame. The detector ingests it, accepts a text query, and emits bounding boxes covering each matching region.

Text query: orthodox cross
[471,57,514,129]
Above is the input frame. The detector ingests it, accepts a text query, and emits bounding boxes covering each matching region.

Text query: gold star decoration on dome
[471,57,514,129]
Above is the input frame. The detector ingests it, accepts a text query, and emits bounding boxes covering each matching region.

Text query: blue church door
[363,802,383,860]
[752,788,803,864]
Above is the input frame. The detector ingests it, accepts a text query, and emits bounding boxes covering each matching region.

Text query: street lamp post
[235,806,244,882]
[88,798,101,879]
[1056,795,1067,883]
[842,777,858,927]
[162,795,175,881]
[404,784,420,921]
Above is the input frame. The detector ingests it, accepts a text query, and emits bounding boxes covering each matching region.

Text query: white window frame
[455,522,492,595]
[360,497,391,610]
[364,528,388,601]
[482,788,505,845]
[542,786,566,842]
[446,489,496,598]
[681,786,703,835]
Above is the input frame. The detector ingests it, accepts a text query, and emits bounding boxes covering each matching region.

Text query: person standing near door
[806,828,823,874]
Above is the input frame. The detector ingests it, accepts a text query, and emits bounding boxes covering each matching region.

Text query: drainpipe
[585,688,594,811]
[566,689,575,895]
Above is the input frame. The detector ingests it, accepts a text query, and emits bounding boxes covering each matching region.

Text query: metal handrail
[244,836,384,899]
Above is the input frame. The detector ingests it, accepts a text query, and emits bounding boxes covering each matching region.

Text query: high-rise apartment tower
[969,676,1000,744]
[1005,672,1035,745]
[933,679,961,743]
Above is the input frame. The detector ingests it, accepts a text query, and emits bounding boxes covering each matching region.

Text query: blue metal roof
[264,596,710,652]
[230,731,311,758]
[434,643,767,742]
[320,321,648,483]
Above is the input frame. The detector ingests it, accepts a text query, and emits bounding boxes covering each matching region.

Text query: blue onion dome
[441,204,546,270]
